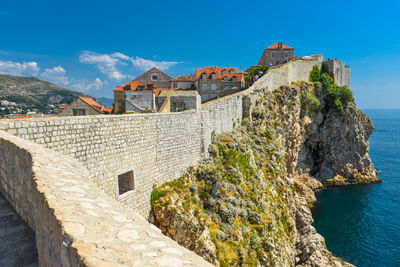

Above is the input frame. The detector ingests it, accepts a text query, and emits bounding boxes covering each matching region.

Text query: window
[124,85,131,90]
[73,109,86,116]
[231,76,237,82]
[271,52,276,58]
[229,70,233,74]
[284,52,288,58]
[202,84,208,90]
[118,170,135,195]
[172,102,185,112]
[201,73,207,79]
[211,73,216,79]
[151,74,159,81]
[223,76,228,82]
[222,69,226,74]
[211,83,217,90]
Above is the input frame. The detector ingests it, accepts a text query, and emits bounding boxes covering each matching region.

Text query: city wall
[0,59,320,217]
[0,130,210,266]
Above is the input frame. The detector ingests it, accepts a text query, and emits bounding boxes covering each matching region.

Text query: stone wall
[0,130,211,266]
[323,59,351,87]
[0,59,323,217]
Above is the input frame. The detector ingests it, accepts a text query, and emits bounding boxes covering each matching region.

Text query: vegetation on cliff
[152,104,296,266]
[152,70,379,266]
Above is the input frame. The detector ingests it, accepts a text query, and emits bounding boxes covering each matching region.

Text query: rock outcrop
[151,81,380,266]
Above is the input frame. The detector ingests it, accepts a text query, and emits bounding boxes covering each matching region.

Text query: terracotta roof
[171,74,196,82]
[306,54,323,57]
[13,115,34,119]
[59,105,67,109]
[266,42,294,50]
[101,107,113,114]
[113,81,145,92]
[153,88,177,97]
[195,67,244,81]
[79,97,103,112]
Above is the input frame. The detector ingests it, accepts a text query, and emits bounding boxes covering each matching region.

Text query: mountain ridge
[0,74,91,113]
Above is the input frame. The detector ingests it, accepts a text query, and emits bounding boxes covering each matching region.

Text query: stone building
[323,59,351,87]
[170,74,196,89]
[195,67,244,102]
[58,97,112,116]
[156,90,201,112]
[114,80,178,114]
[258,42,295,66]
[113,81,146,114]
[125,90,156,113]
[133,67,173,88]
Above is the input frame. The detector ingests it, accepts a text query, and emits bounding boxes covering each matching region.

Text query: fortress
[0,59,349,266]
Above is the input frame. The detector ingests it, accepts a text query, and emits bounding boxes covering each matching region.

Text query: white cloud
[71,78,104,92]
[41,66,69,86]
[79,50,181,79]
[0,59,40,76]
[80,50,131,80]
[131,56,180,71]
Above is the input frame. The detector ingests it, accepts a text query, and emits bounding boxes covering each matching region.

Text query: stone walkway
[0,193,38,267]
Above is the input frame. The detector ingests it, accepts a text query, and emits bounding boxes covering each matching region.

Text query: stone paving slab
[0,193,38,267]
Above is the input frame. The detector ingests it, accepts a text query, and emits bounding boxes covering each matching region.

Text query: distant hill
[96,97,114,107]
[0,74,89,105]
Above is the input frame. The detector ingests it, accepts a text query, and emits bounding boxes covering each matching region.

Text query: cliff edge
[151,79,380,266]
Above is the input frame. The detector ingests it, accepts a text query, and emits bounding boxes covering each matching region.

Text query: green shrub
[301,91,321,115]
[324,84,354,114]
[339,85,354,106]
[309,65,321,82]
[320,62,329,75]
[151,188,167,205]
[320,73,334,87]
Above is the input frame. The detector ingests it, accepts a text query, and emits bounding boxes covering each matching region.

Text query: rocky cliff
[151,80,380,266]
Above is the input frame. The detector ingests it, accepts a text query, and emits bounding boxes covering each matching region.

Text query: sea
[312,109,400,267]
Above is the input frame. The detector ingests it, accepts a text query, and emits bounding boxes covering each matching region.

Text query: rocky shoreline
[151,82,379,266]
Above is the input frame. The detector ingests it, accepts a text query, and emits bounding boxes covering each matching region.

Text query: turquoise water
[312,109,400,267]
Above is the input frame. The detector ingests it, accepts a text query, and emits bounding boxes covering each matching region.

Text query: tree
[309,65,321,82]
[321,63,329,75]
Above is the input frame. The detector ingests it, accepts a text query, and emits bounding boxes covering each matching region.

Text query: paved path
[0,193,38,267]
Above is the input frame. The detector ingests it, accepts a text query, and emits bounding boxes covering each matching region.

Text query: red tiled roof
[79,97,103,112]
[195,67,244,81]
[153,88,177,97]
[305,54,323,57]
[13,115,34,119]
[266,42,294,50]
[59,105,67,109]
[101,107,113,114]
[113,81,145,91]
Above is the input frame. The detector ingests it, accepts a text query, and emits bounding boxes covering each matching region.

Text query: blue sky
[0,0,399,108]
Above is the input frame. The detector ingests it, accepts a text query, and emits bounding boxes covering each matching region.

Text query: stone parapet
[0,130,211,266]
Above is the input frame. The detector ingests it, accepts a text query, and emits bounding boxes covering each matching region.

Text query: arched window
[201,73,207,79]
[211,72,216,79]
[231,76,237,82]
[223,76,228,82]
[229,70,234,74]
[222,69,226,74]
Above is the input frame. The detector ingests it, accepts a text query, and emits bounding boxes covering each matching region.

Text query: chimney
[147,84,154,90]
[278,42,282,49]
